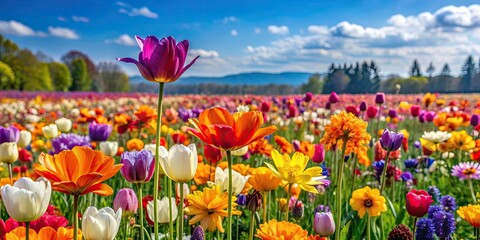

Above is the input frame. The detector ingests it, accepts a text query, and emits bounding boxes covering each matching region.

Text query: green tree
[440,63,451,76]
[461,55,476,92]
[94,62,129,92]
[48,62,72,91]
[346,62,362,94]
[370,61,380,93]
[69,58,90,91]
[426,62,435,78]
[301,73,323,93]
[15,49,53,91]
[409,59,422,77]
[0,61,15,90]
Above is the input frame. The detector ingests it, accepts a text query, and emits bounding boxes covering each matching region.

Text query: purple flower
[118,36,199,83]
[178,108,195,122]
[388,109,397,118]
[471,114,480,126]
[120,150,155,183]
[304,92,313,103]
[236,194,247,206]
[427,186,441,202]
[415,218,435,240]
[51,133,91,154]
[404,159,418,169]
[439,195,456,213]
[375,92,386,104]
[191,225,205,240]
[328,92,339,104]
[380,129,404,151]
[400,171,413,181]
[113,188,138,216]
[88,122,112,142]
[0,126,19,144]
[451,162,480,180]
[432,210,455,240]
[425,111,436,122]
[359,101,367,111]
[427,205,443,219]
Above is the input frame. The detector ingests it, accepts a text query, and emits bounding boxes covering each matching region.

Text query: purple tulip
[120,150,155,183]
[328,92,339,104]
[118,36,199,83]
[380,128,404,151]
[113,188,138,216]
[312,144,325,163]
[375,92,386,104]
[304,92,313,103]
[388,109,397,118]
[0,126,19,144]
[314,211,335,237]
[88,122,112,142]
[471,114,480,126]
[359,101,367,111]
[425,111,436,122]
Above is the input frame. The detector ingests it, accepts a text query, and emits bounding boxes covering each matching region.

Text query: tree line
[0,35,129,92]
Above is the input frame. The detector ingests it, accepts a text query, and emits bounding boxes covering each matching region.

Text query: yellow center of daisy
[364,199,373,208]
[463,167,477,175]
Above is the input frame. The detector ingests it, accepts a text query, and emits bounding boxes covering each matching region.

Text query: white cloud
[119,6,158,19]
[268,25,289,35]
[72,16,89,23]
[231,29,238,36]
[0,20,38,36]
[307,25,329,35]
[109,34,136,46]
[189,49,220,58]
[222,16,238,24]
[435,5,480,28]
[48,27,79,39]
[58,17,67,22]
[254,28,261,34]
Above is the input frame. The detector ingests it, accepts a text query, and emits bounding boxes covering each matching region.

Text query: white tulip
[209,167,249,195]
[231,146,248,156]
[17,130,32,148]
[421,131,452,144]
[82,206,122,240]
[42,124,58,139]
[1,177,51,222]
[147,197,177,224]
[143,144,156,155]
[55,117,72,132]
[99,141,118,157]
[159,144,198,183]
[0,142,18,164]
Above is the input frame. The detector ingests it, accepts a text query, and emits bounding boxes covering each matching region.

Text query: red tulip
[204,144,223,164]
[406,189,433,218]
[345,106,360,117]
[410,105,421,117]
[366,106,378,119]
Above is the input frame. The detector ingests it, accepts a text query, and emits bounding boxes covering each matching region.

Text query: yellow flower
[265,149,325,193]
[248,167,282,192]
[422,92,436,108]
[439,130,475,152]
[457,204,480,228]
[349,186,387,218]
[320,111,370,155]
[184,186,241,232]
[255,219,308,240]
[193,162,215,185]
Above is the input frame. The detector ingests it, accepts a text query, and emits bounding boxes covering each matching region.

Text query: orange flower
[126,138,144,151]
[34,146,123,196]
[298,141,315,158]
[249,138,273,157]
[5,226,82,240]
[255,220,308,240]
[248,167,281,192]
[320,111,371,155]
[274,136,293,154]
[194,162,215,185]
[188,107,277,151]
[135,105,156,123]
[162,108,179,125]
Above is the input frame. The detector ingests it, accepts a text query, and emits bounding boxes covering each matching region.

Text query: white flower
[236,105,249,113]
[17,130,32,148]
[82,206,122,240]
[147,197,177,224]
[231,146,248,156]
[55,117,72,132]
[1,177,51,222]
[209,167,249,195]
[143,144,156,155]
[0,142,18,164]
[42,124,58,139]
[421,131,452,143]
[159,144,198,183]
[99,141,118,157]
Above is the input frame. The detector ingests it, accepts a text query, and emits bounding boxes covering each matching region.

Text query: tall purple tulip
[375,92,386,104]
[88,122,112,142]
[117,36,199,83]
[380,128,404,152]
[120,150,155,183]
[328,92,339,104]
[0,126,19,144]
[359,101,367,112]
[114,188,138,216]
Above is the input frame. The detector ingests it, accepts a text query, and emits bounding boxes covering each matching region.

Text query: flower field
[1,35,480,240]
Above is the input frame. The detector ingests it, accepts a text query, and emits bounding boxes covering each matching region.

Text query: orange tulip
[5,226,82,240]
[34,146,122,196]
[188,107,277,151]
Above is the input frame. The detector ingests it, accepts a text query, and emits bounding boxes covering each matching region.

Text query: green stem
[167,178,173,240]
[178,183,185,240]
[73,194,79,240]
[470,179,477,203]
[248,212,256,240]
[262,191,268,223]
[227,150,233,240]
[367,214,371,240]
[380,151,391,195]
[375,104,382,138]
[7,163,12,185]
[285,183,291,221]
[334,140,348,240]
[413,217,417,240]
[137,184,145,240]
[153,82,165,240]
[25,222,30,240]
[123,217,128,240]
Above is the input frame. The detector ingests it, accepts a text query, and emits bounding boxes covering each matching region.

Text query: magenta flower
[117,36,199,83]
[451,162,480,180]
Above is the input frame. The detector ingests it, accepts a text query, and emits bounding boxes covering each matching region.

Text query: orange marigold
[249,138,273,157]
[320,111,370,155]
[274,136,293,154]
[255,220,308,240]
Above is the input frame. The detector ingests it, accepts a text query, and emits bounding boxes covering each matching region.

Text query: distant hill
[129,72,316,86]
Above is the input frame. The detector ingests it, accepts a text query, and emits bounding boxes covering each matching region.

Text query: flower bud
[246,191,263,212]
[42,124,58,139]
[375,92,386,104]
[471,114,480,127]
[0,142,18,164]
[100,141,119,157]
[292,201,304,220]
[17,130,32,148]
[328,92,339,104]
[113,188,138,217]
[55,118,72,132]
[359,101,367,111]
[314,211,335,237]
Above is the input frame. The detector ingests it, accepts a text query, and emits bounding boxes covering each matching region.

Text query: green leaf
[385,195,397,219]
[340,221,351,240]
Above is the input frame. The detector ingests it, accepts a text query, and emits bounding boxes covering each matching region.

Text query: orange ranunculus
[249,138,273,157]
[5,226,82,240]
[274,136,293,154]
[126,138,144,151]
[34,146,123,196]
[188,107,277,151]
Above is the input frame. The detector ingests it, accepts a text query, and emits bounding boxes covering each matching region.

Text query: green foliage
[93,62,129,92]
[69,58,90,91]
[382,77,428,94]
[0,61,16,90]
[22,62,53,91]
[300,73,323,93]
[48,62,72,91]
[323,71,350,93]
[409,59,422,77]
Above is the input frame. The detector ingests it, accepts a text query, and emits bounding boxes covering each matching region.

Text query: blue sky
[1,0,480,77]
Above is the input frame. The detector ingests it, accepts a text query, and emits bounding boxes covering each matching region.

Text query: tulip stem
[123,217,128,240]
[248,211,255,240]
[153,82,165,240]
[167,178,173,240]
[227,150,233,240]
[137,184,145,240]
[375,104,382,137]
[413,217,417,239]
[469,179,477,203]
[25,222,29,240]
[380,151,391,195]
[73,194,79,240]
[262,191,268,223]
[367,214,371,240]
[178,183,184,240]
[285,183,291,221]
[7,163,12,185]
[334,140,347,240]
